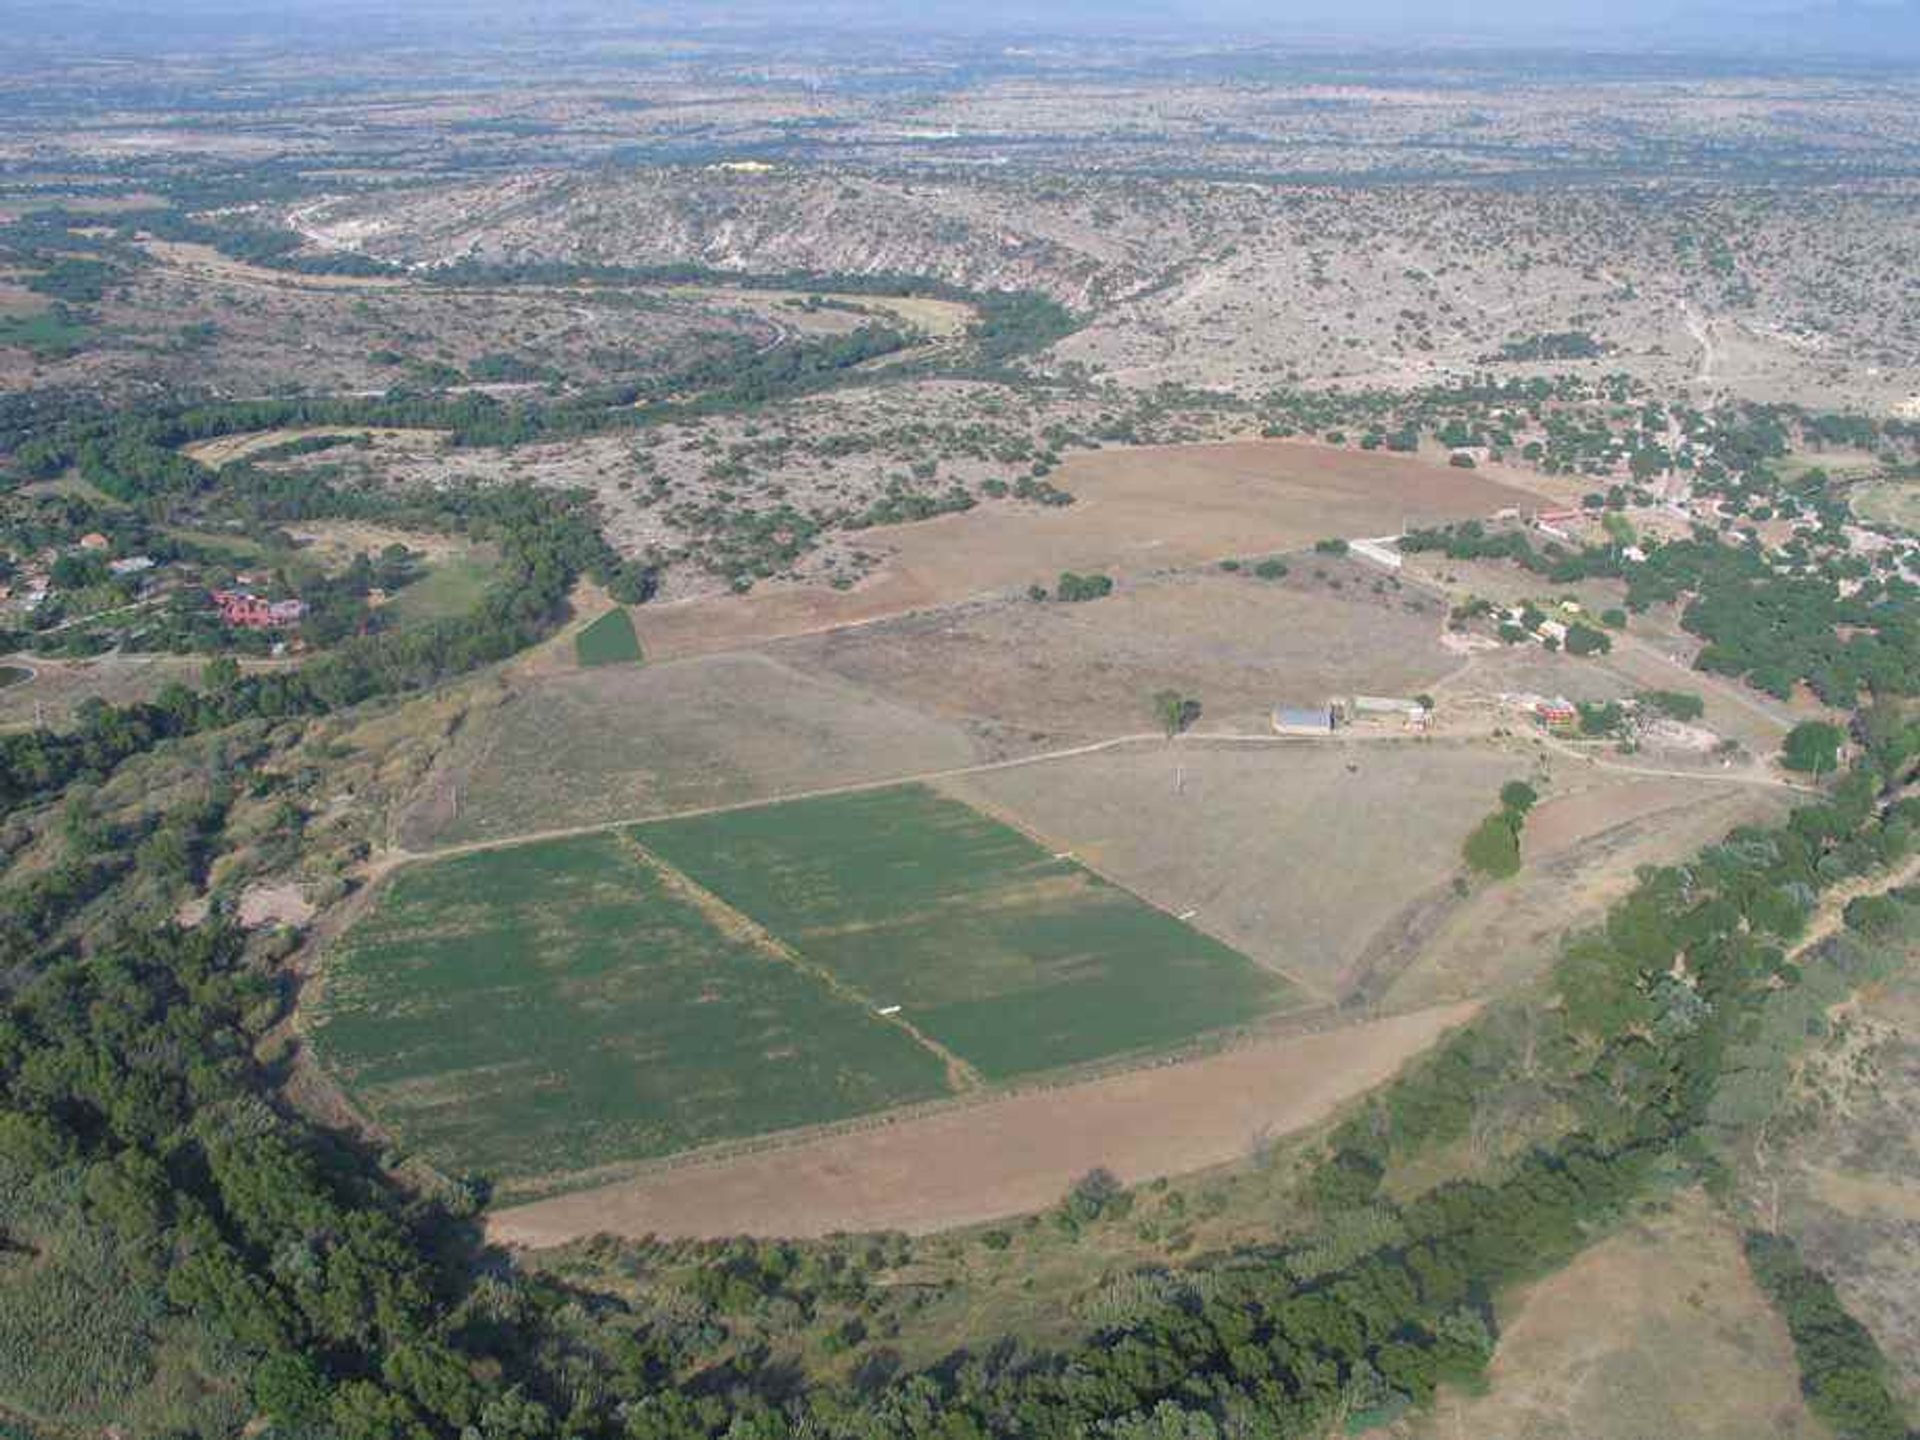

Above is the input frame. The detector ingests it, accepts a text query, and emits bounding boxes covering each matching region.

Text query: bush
[1638,689,1705,722]
[1565,624,1611,656]
[1313,538,1349,556]
[1499,781,1539,816]
[1842,894,1902,937]
[1054,571,1113,603]
[1463,812,1521,878]
[1253,558,1289,580]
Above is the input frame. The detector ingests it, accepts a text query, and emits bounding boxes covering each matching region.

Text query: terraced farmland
[635,784,1298,1078]
[307,832,950,1181]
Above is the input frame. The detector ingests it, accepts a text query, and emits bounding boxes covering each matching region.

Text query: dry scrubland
[1760,946,1920,1407]
[304,170,1920,408]
[1382,776,1795,1009]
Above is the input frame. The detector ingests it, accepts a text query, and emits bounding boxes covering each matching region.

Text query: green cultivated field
[309,833,949,1180]
[637,784,1295,1078]
[575,607,643,666]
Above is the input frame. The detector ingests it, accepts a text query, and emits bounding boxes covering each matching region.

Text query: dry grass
[632,439,1540,658]
[1407,1189,1827,1440]
[401,651,980,847]
[939,738,1527,998]
[778,560,1454,743]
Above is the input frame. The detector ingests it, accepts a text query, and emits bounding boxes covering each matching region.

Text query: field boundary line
[398,724,1810,874]
[614,832,984,1092]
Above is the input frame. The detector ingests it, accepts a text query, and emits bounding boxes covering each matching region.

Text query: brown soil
[634,439,1541,660]
[1525,778,1701,854]
[484,1000,1476,1244]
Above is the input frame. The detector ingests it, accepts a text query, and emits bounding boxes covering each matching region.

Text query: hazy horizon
[6,0,1920,61]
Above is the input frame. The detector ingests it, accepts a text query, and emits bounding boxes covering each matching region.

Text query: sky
[12,0,1920,58]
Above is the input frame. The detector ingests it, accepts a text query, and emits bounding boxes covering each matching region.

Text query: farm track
[387,726,1813,875]
[484,997,1478,1240]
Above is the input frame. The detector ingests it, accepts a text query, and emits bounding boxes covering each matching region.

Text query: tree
[1463,812,1521,878]
[1781,721,1843,776]
[1154,689,1200,739]
[1565,623,1611,656]
[1499,781,1539,816]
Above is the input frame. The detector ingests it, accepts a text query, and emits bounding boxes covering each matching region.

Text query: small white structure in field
[1349,536,1403,571]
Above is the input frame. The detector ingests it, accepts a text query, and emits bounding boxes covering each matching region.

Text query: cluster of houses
[210,588,307,629]
[0,532,159,612]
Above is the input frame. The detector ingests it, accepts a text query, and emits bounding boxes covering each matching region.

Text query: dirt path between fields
[386,727,1811,874]
[485,999,1477,1244]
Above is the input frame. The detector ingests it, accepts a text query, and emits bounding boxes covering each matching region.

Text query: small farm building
[1273,705,1336,735]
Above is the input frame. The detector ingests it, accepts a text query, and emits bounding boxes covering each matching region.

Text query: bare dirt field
[485,999,1477,1244]
[938,739,1527,998]
[775,562,1455,741]
[1524,777,1705,854]
[1406,1190,1824,1440]
[403,651,981,847]
[632,440,1543,659]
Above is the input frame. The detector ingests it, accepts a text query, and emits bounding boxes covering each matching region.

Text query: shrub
[1565,624,1611,656]
[1463,812,1521,878]
[1637,690,1705,722]
[1054,571,1113,603]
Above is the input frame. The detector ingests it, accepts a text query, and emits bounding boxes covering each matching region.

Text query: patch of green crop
[310,833,949,1180]
[637,785,1296,1079]
[574,607,642,666]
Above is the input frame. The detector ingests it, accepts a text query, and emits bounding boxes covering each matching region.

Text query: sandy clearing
[485,1000,1476,1245]
[238,880,316,929]
[182,426,447,467]
[634,439,1541,660]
